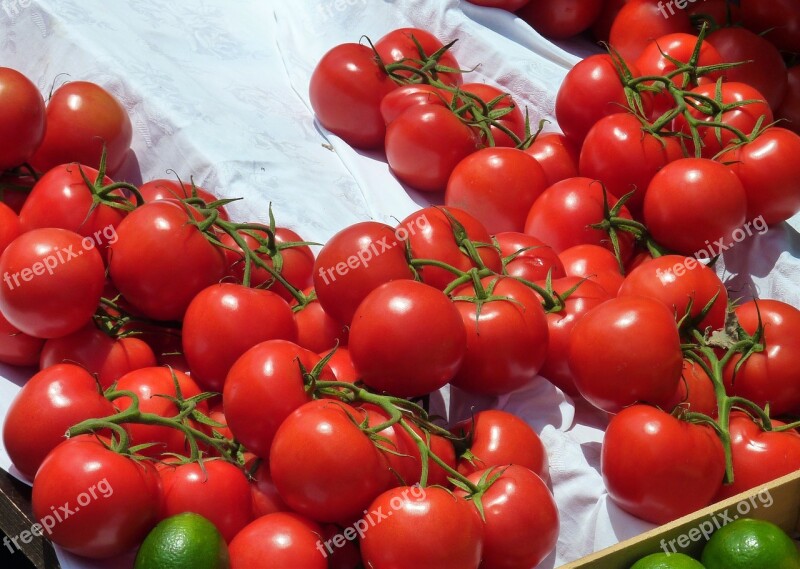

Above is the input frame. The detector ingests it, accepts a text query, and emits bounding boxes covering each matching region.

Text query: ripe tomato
[248,461,288,517]
[524,132,579,187]
[0,309,43,366]
[558,244,624,296]
[349,280,466,397]
[740,0,800,53]
[459,83,526,148]
[32,435,161,558]
[602,405,725,524]
[517,0,603,39]
[568,295,683,413]
[0,228,105,339]
[445,147,549,233]
[31,81,132,175]
[777,66,800,135]
[608,0,692,62]
[0,201,20,257]
[181,283,298,391]
[0,67,46,170]
[380,84,448,125]
[228,512,325,569]
[292,287,348,353]
[665,359,718,417]
[495,232,565,282]
[375,28,462,87]
[591,0,628,42]
[323,346,358,383]
[309,43,396,150]
[139,178,228,220]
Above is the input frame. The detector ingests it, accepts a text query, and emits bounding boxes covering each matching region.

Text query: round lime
[134,512,230,569]
[701,518,800,569]
[630,551,706,568]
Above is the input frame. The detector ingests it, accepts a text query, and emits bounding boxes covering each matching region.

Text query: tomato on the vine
[375,28,462,87]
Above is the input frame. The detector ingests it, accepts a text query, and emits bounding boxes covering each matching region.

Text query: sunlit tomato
[228,513,325,569]
[0,68,45,170]
[292,287,348,353]
[524,132,580,187]
[517,0,603,39]
[380,84,449,125]
[323,347,358,383]
[459,83,526,148]
[495,232,565,282]
[665,359,718,417]
[558,244,624,296]
[608,0,692,62]
[139,178,228,220]
[376,28,462,87]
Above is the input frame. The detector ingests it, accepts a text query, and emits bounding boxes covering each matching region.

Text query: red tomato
[459,83,526,148]
[360,486,483,569]
[139,178,228,220]
[0,228,105,339]
[181,283,298,391]
[495,232,565,282]
[777,66,800,135]
[31,81,132,175]
[524,132,580,187]
[591,0,629,42]
[380,84,448,125]
[0,67,46,170]
[361,404,430,487]
[323,347,358,383]
[687,0,741,26]
[558,244,624,296]
[608,0,693,62]
[292,287,348,353]
[602,405,725,524]
[0,201,20,257]
[309,43,397,150]
[740,0,800,61]
[0,172,36,214]
[665,359,718,417]
[0,309,43,366]
[32,435,161,558]
[568,295,683,413]
[375,28,462,87]
[517,0,603,39]
[349,280,466,398]
[228,512,325,569]
[445,147,550,233]
[249,461,288,518]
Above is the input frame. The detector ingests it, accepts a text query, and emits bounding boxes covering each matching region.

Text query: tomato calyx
[74,146,143,214]
[373,34,465,88]
[450,464,509,521]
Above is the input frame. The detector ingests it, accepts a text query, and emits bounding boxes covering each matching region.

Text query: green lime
[701,518,800,569]
[134,512,230,569]
[630,551,706,568]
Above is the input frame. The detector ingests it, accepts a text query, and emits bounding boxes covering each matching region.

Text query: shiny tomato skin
[0,67,46,170]
[292,287,348,353]
[495,232,565,282]
[228,512,325,569]
[558,244,624,297]
[517,0,603,39]
[665,359,718,417]
[0,309,44,366]
[323,346,358,383]
[380,84,449,125]
[139,178,228,220]
[524,132,580,187]
[459,83,526,148]
[609,0,693,62]
[375,28,462,87]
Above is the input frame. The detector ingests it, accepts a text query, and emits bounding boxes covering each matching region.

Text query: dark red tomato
[591,0,629,43]
[399,206,502,290]
[450,276,549,395]
[3,364,115,480]
[466,0,530,9]
[0,309,43,366]
[312,221,414,325]
[495,232,565,282]
[524,132,580,187]
[386,104,481,192]
[228,513,325,569]
[720,127,800,226]
[608,0,693,62]
[524,177,635,260]
[319,523,362,569]
[579,112,683,216]
[0,68,45,170]
[309,43,396,150]
[706,27,788,111]
[223,339,334,459]
[643,158,747,256]
[139,178,228,220]
[602,405,725,524]
[160,460,253,543]
[292,287,348,353]
[538,277,611,396]
[459,83,526,148]
[380,84,449,125]
[32,435,161,558]
[270,400,392,523]
[445,147,549,233]
[181,283,298,391]
[248,461,288,517]
[517,0,603,39]
[569,295,683,413]
[323,347,358,383]
[31,81,132,175]
[456,465,558,569]
[558,244,624,296]
[360,486,483,569]
[0,172,36,214]
[452,409,549,482]
[740,0,800,55]
[108,200,227,322]
[0,228,105,339]
[777,66,800,135]
[375,28,462,87]
[672,82,773,159]
[687,0,741,27]
[723,300,800,416]
[715,413,800,501]
[665,359,718,417]
[40,324,156,389]
[349,280,467,398]
[618,254,728,332]
[0,201,20,256]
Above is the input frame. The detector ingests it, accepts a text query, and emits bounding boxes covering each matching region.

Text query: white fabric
[0,1,798,568]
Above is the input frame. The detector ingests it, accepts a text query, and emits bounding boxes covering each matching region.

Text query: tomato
[32,435,161,558]
[40,324,156,389]
[319,524,362,569]
[398,206,502,290]
[608,0,693,62]
[687,0,741,27]
[249,461,288,518]
[445,147,549,233]
[0,201,20,257]
[0,228,105,339]
[450,276,549,395]
[618,254,728,332]
[0,172,35,214]
[558,244,624,296]
[523,177,635,260]
[375,28,462,87]
[517,0,603,39]
[568,295,683,413]
[182,283,298,392]
[380,84,448,125]
[665,359,718,417]
[720,127,800,226]
[270,399,392,523]
[386,104,480,192]
[349,280,466,398]
[0,67,46,170]
[31,81,132,175]
[643,158,747,256]
[292,287,348,353]
[456,465,558,569]
[139,178,228,220]
[223,339,334,459]
[524,132,580,187]
[591,0,629,43]
[740,0,800,56]
[108,200,227,322]
[313,221,414,325]
[723,300,800,416]
[160,459,253,543]
[495,232,565,282]
[579,113,683,216]
[323,346,358,383]
[777,66,800,135]
[360,486,483,569]
[309,43,397,150]
[453,410,549,482]
[602,405,725,524]
[0,309,43,366]
[228,512,325,569]
[459,83,526,148]
[3,364,114,479]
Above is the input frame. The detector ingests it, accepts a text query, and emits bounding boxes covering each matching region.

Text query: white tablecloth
[1,2,798,568]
